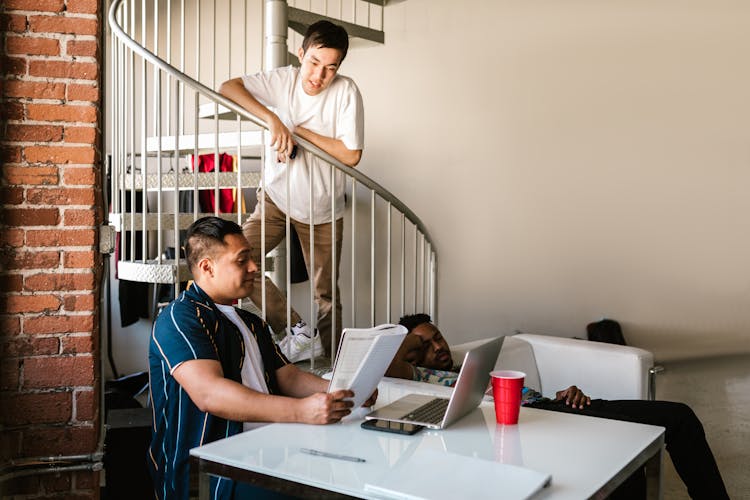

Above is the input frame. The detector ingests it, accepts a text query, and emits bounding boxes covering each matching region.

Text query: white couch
[451,334,658,400]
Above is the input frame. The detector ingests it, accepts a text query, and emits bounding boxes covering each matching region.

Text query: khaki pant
[243,195,342,356]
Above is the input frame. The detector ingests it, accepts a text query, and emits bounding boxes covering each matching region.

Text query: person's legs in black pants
[528,399,729,500]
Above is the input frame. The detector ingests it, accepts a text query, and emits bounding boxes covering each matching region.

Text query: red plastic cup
[490,370,525,425]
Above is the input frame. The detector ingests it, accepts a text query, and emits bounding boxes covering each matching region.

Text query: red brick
[1,475,39,496]
[4,208,60,226]
[0,274,24,292]
[0,429,22,461]
[74,389,95,421]
[1,359,21,389]
[2,14,28,33]
[6,36,60,56]
[66,0,98,14]
[1,146,23,164]
[3,250,60,270]
[23,313,94,335]
[3,80,65,99]
[61,333,93,353]
[3,0,65,12]
[74,470,97,490]
[2,294,61,314]
[63,250,94,268]
[26,229,96,247]
[2,56,27,76]
[28,59,98,80]
[29,15,98,36]
[0,228,25,247]
[66,83,99,102]
[64,126,96,144]
[0,187,25,205]
[24,272,95,292]
[40,473,72,492]
[0,187,24,207]
[21,425,97,456]
[2,103,25,121]
[0,316,22,336]
[26,103,96,123]
[66,39,97,57]
[3,335,60,357]
[63,294,95,312]
[63,208,96,226]
[1,391,71,425]
[25,187,96,205]
[23,355,94,388]
[25,146,96,164]
[62,166,96,185]
[2,165,58,185]
[5,124,63,143]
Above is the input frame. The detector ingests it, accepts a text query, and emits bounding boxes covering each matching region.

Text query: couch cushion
[450,336,541,393]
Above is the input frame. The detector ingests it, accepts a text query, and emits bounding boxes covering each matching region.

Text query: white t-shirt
[242,66,365,224]
[215,304,270,431]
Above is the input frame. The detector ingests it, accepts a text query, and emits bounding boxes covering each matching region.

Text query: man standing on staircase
[219,20,364,362]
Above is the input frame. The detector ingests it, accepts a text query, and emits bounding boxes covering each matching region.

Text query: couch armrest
[516,334,654,400]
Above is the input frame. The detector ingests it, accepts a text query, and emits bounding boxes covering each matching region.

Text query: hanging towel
[191,152,235,213]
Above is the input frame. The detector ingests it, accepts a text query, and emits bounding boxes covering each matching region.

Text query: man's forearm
[276,364,329,398]
[295,126,362,167]
[218,78,274,124]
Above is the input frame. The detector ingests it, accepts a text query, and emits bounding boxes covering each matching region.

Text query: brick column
[1,0,103,497]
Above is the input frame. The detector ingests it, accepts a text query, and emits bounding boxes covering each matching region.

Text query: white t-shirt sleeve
[337,80,365,151]
[241,68,289,109]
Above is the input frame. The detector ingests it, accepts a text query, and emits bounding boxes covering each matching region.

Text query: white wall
[342,0,750,361]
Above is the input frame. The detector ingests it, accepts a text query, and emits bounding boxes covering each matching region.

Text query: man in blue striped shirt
[148,217,370,499]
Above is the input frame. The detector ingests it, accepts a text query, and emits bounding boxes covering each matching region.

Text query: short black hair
[302,20,349,62]
[398,313,432,333]
[184,217,243,271]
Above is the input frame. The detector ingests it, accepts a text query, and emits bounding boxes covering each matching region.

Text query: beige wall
[343,0,750,361]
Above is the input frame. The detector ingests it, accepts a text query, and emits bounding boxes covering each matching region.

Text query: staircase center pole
[264,0,288,70]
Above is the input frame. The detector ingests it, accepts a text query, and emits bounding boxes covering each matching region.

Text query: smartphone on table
[361,419,424,435]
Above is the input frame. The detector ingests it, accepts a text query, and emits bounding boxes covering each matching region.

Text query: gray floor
[656,354,750,499]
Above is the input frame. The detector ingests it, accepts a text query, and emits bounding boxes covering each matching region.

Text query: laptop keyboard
[403,398,450,425]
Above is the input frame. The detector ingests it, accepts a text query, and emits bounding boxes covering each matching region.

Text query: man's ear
[197,256,213,278]
[297,47,304,64]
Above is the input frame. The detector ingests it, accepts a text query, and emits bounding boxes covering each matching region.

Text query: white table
[191,378,665,499]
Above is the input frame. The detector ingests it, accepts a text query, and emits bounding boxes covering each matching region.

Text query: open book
[328,324,408,408]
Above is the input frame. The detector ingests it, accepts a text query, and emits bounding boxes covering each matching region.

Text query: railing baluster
[309,152,316,370]
[400,212,405,319]
[370,189,375,326]
[153,0,162,263]
[330,164,337,356]
[386,202,391,324]
[351,179,357,327]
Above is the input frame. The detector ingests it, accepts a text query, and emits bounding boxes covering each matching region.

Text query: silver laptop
[365,336,503,429]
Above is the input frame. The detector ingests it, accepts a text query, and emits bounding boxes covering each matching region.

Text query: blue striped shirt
[148,283,288,500]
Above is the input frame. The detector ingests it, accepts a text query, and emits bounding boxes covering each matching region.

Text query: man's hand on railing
[269,113,296,163]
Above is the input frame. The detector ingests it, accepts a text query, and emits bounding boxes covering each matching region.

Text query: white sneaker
[279,321,323,362]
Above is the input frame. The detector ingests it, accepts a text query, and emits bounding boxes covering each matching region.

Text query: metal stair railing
[107,0,436,362]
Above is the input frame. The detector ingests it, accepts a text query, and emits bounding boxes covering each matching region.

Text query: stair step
[146,130,263,154]
[116,256,275,284]
[288,7,384,44]
[111,212,246,233]
[198,102,236,120]
[116,171,260,192]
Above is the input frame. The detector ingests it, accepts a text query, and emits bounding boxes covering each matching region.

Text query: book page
[328,324,407,408]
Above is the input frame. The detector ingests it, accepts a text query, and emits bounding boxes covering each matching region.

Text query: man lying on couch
[385,313,728,500]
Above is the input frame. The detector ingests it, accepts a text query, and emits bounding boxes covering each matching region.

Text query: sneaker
[279,321,323,362]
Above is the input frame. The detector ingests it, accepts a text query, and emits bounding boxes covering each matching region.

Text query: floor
[656,354,750,499]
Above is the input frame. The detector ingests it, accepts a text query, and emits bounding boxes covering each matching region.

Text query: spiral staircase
[106,0,436,360]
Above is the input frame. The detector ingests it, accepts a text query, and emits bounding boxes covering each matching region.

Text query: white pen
[300,447,366,463]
